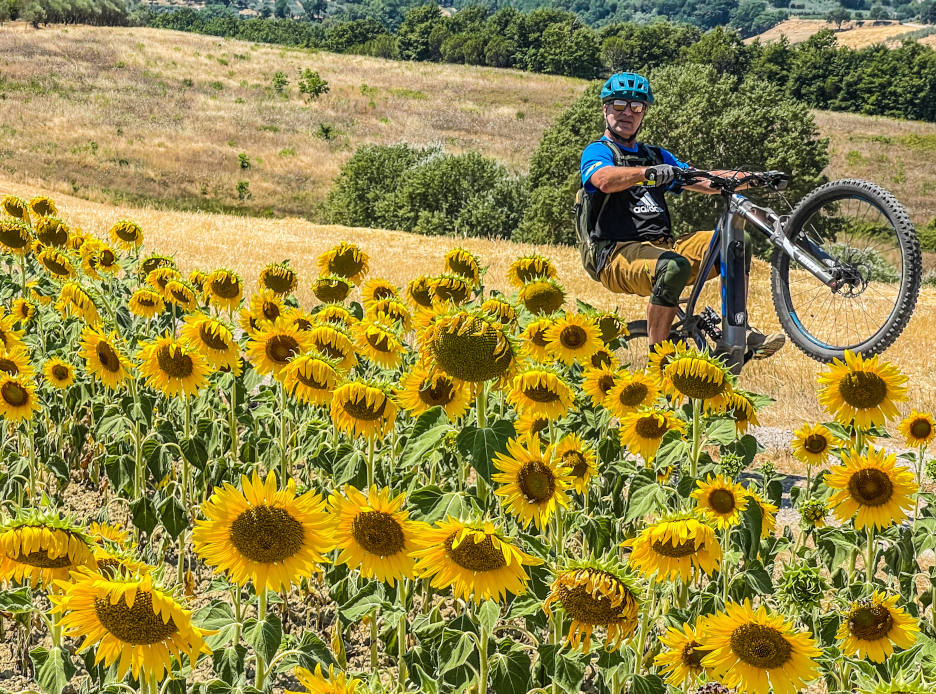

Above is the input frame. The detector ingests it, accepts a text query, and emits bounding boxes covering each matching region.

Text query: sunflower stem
[369,607,379,674]
[690,398,702,481]
[255,589,268,690]
[232,585,242,646]
[634,587,656,674]
[278,383,288,481]
[18,255,26,297]
[477,382,488,429]
[366,436,376,490]
[913,446,923,531]
[397,580,408,692]
[229,373,239,461]
[478,623,489,694]
[25,423,37,502]
[865,526,876,587]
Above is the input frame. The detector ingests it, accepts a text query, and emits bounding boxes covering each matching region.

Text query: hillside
[749,17,933,47]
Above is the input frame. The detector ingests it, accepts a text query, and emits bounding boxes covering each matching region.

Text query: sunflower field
[1,192,935,694]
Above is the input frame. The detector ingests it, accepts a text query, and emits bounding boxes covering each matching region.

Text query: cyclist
[581,71,785,360]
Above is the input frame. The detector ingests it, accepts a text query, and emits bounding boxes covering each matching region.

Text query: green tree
[297,69,329,100]
[826,7,852,27]
[397,3,447,61]
[681,26,750,75]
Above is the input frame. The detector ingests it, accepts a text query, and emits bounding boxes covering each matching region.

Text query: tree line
[0,0,133,25]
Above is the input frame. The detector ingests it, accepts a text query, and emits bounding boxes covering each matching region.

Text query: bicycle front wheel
[770,179,921,362]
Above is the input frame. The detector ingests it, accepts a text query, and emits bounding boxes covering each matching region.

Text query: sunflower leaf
[401,407,452,469]
[440,630,475,674]
[490,644,531,694]
[245,613,282,664]
[706,417,737,445]
[456,420,515,485]
[195,599,238,649]
[130,496,158,535]
[29,646,75,694]
[629,673,666,694]
[157,493,189,539]
[212,645,246,685]
[536,644,585,693]
[478,600,500,636]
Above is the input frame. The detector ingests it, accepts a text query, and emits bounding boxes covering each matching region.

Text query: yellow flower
[664,346,732,405]
[623,515,721,582]
[108,220,144,250]
[422,310,514,383]
[507,368,574,421]
[287,664,361,694]
[138,254,177,282]
[594,311,628,343]
[137,333,210,398]
[552,433,598,495]
[520,317,554,363]
[699,601,821,694]
[314,303,355,329]
[37,247,76,279]
[34,217,70,248]
[0,343,35,379]
[581,366,617,408]
[1,195,30,223]
[0,518,95,586]
[129,288,165,319]
[352,319,405,369]
[514,411,551,441]
[817,349,908,429]
[79,326,132,390]
[691,474,750,529]
[544,313,602,367]
[193,471,334,592]
[589,346,617,370]
[309,323,357,370]
[397,365,471,419]
[723,390,759,433]
[0,373,39,422]
[360,278,399,306]
[317,241,369,283]
[791,423,836,466]
[518,278,565,315]
[56,282,101,325]
[258,262,298,296]
[618,407,685,463]
[0,313,25,352]
[43,357,76,389]
[0,218,32,256]
[29,195,57,218]
[825,446,917,530]
[604,370,660,418]
[406,275,435,311]
[481,296,518,327]
[410,517,541,604]
[837,592,918,663]
[330,381,398,440]
[507,253,557,288]
[365,297,412,332]
[647,339,683,394]
[492,434,572,530]
[204,268,243,311]
[246,319,314,378]
[180,313,240,371]
[655,621,714,687]
[444,247,482,286]
[311,275,354,303]
[10,298,36,325]
[898,410,935,448]
[248,290,286,326]
[146,266,181,296]
[281,353,339,406]
[164,280,199,311]
[429,273,473,306]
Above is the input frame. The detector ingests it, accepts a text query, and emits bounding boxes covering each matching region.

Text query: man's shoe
[746,330,786,360]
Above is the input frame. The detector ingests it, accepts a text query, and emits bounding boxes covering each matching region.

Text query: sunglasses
[610,100,647,114]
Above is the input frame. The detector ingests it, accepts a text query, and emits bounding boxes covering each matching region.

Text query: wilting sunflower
[164,280,198,311]
[79,326,132,390]
[692,475,750,529]
[410,517,541,604]
[138,334,210,398]
[542,561,640,652]
[397,365,470,419]
[43,357,76,389]
[492,434,573,530]
[0,344,35,379]
[29,195,57,218]
[0,313,25,352]
[624,515,721,582]
[590,347,617,370]
[311,275,354,303]
[281,307,315,333]
[128,288,165,320]
[0,219,31,256]
[507,368,574,421]
[508,253,557,288]
[647,339,683,393]
[581,366,617,408]
[430,274,473,306]
[655,621,714,688]
[699,601,821,694]
[38,247,76,279]
[282,353,339,406]
[309,323,357,370]
[11,298,36,325]
[1,195,30,223]
[481,296,518,327]
[723,390,759,433]
[246,319,314,378]
[520,317,554,362]
[186,269,205,294]
[51,568,210,682]
[317,241,369,283]
[552,433,598,495]
[93,243,120,276]
[664,346,732,405]
[791,423,836,466]
[746,488,778,538]
[353,319,405,369]
[146,266,182,296]
[361,278,400,306]
[287,664,361,694]
[109,219,144,251]
[595,311,628,344]
[605,370,660,418]
[329,485,424,586]
[0,514,95,586]
[138,254,176,282]
[35,216,69,247]
[204,268,243,311]
[825,446,917,530]
[544,313,602,366]
[898,410,935,448]
[519,278,566,316]
[444,247,482,286]
[193,471,334,592]
[0,374,40,422]
[315,303,355,329]
[258,262,298,296]
[180,314,239,371]
[514,411,551,440]
[817,350,908,430]
[837,592,918,663]
[406,276,435,311]
[365,297,412,332]
[423,310,515,383]
[247,289,284,327]
[618,407,685,463]
[330,381,398,440]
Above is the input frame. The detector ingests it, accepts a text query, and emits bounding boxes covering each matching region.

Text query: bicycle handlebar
[665,169,790,192]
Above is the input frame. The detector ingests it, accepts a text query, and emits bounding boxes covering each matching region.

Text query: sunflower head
[605,370,660,417]
[11,298,36,324]
[0,512,95,586]
[138,333,209,398]
[817,350,908,430]
[791,422,837,466]
[825,446,918,530]
[188,270,208,292]
[43,357,76,389]
[366,297,412,331]
[519,278,566,315]
[360,278,399,306]
[664,345,733,402]
[655,621,714,688]
[164,280,199,311]
[35,216,70,247]
[314,302,355,329]
[282,353,340,406]
[837,592,919,663]
[309,323,357,370]
[0,219,33,256]
[514,411,551,441]
[246,319,314,378]
[508,254,557,288]
[109,219,145,250]
[330,380,398,440]
[691,474,750,529]
[28,195,57,218]
[0,373,40,422]
[423,310,515,383]
[353,319,405,370]
[79,325,132,390]
[312,275,354,303]
[406,275,435,310]
[520,317,554,362]
[258,261,298,295]
[287,664,362,694]
[481,296,518,327]
[595,311,628,343]
[205,268,243,310]
[318,241,369,283]
[430,273,473,306]
[137,254,177,282]
[37,247,76,279]
[544,313,602,366]
[898,410,935,448]
[397,365,470,419]
[647,339,684,391]
[146,266,182,295]
[492,434,573,530]
[507,367,574,421]
[129,288,166,319]
[623,513,721,582]
[552,433,598,495]
[1,195,30,224]
[444,247,482,285]
[618,406,686,463]
[798,497,828,528]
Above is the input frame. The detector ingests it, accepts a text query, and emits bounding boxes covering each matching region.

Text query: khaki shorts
[599,231,719,296]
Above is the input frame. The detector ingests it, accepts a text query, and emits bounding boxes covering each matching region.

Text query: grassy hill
[750,18,936,48]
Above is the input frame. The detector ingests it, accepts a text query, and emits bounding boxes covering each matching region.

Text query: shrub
[236,180,251,200]
[297,69,329,101]
[919,217,936,251]
[271,71,288,94]
[238,153,251,170]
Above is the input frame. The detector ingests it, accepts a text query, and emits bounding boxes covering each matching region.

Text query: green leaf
[195,599,238,650]
[30,646,76,694]
[401,410,452,469]
[339,582,383,623]
[158,493,189,539]
[537,644,586,694]
[45,454,69,485]
[277,632,337,673]
[706,417,737,445]
[478,600,500,635]
[130,496,158,535]
[625,470,668,523]
[0,586,32,613]
[181,437,209,470]
[630,674,666,694]
[246,613,282,664]
[490,645,531,693]
[212,645,246,686]
[440,630,475,674]
[655,433,689,469]
[456,420,515,484]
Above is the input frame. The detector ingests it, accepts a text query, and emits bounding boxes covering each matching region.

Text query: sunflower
[397,365,471,419]
[699,601,821,694]
[0,314,25,352]
[317,241,369,283]
[444,247,482,286]
[361,278,400,306]
[314,303,355,329]
[837,592,918,663]
[128,288,165,320]
[544,313,602,367]
[109,219,144,251]
[430,274,473,306]
[353,320,405,369]
[11,298,36,325]
[79,326,132,390]
[542,562,639,652]
[647,339,683,392]
[481,296,518,327]
[67,228,89,252]
[817,350,908,430]
[508,254,557,288]
[287,664,362,694]
[35,216,69,247]
[246,319,314,378]
[791,422,836,466]
[164,280,199,311]
[691,475,750,529]
[37,247,75,279]
[204,268,243,311]
[422,310,515,383]
[520,317,554,362]
[825,446,917,530]
[593,311,627,343]
[0,218,31,256]
[552,433,598,495]
[258,262,298,296]
[410,518,541,604]
[605,370,660,418]
[365,297,412,332]
[514,412,551,440]
[0,344,34,379]
[29,195,57,218]
[723,390,759,433]
[519,278,566,315]
[655,621,714,688]
[88,522,131,546]
[309,323,357,370]
[624,515,721,582]
[746,488,778,538]
[331,381,398,440]
[0,515,95,586]
[277,308,312,334]
[0,374,40,422]
[193,471,333,591]
[138,254,176,282]
[138,334,210,398]
[590,347,617,370]
[618,407,685,463]
[93,544,151,579]
[898,411,935,448]
[180,313,239,371]
[146,266,181,296]
[282,353,340,406]
[507,368,574,421]
[799,498,828,529]
[93,243,121,276]
[311,275,354,303]
[51,569,209,682]
[492,434,572,530]
[406,276,435,311]
[664,346,732,404]
[329,485,424,586]
[43,357,76,389]
[245,290,282,327]
[582,366,617,408]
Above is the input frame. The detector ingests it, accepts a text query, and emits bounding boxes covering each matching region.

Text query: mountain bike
[619,170,922,372]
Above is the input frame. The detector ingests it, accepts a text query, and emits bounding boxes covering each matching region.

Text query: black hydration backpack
[573,140,663,281]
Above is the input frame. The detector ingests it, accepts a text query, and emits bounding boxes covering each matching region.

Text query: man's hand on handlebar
[643,164,680,188]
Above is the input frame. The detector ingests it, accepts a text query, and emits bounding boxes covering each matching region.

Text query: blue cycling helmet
[600,72,654,105]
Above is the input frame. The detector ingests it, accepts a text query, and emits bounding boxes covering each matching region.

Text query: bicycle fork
[719,201,748,372]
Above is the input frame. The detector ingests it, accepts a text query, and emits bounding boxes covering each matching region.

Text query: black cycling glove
[644,164,679,187]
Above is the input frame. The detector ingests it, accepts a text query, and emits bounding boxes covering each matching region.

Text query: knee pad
[651,253,691,307]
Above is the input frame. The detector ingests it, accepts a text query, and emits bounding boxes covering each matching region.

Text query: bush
[297,69,329,101]
[271,71,288,94]
[919,217,936,251]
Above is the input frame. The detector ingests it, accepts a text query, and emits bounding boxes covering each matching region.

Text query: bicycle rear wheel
[770,179,921,362]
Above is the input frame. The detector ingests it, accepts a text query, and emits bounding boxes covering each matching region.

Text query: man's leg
[647,252,691,348]
[648,304,678,345]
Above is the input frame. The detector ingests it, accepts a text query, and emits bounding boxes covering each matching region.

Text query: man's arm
[682,170,758,195]
[588,165,653,194]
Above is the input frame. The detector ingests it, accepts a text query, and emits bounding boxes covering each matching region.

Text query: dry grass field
[3,175,933,429]
[750,18,926,47]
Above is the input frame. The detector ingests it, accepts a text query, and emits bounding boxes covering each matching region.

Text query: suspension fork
[720,199,747,372]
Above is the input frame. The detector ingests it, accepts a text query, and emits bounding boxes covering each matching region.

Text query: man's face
[604,101,645,141]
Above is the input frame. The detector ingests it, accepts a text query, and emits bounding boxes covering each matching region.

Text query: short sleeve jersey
[581,138,689,194]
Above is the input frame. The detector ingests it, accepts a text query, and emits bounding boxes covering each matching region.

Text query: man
[581,72,785,360]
